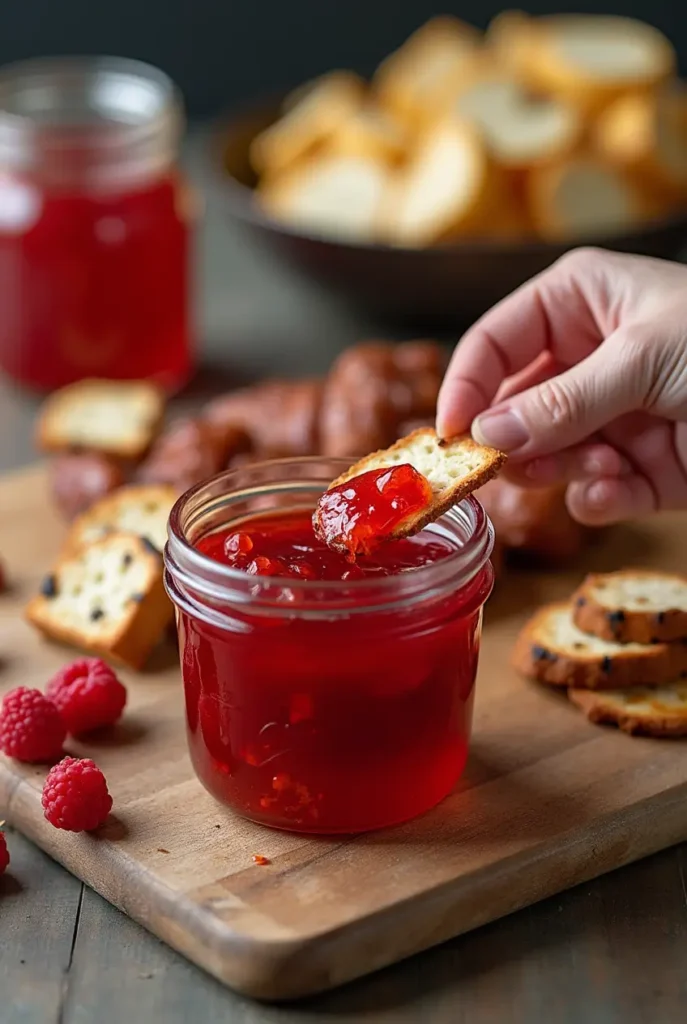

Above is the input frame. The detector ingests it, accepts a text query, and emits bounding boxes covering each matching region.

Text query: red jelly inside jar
[0,57,193,392]
[165,463,495,834]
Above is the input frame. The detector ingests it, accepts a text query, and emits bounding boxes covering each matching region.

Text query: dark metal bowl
[208,96,687,331]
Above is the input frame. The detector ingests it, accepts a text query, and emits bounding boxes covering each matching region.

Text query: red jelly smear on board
[313,464,434,558]
[177,508,492,833]
[0,175,191,391]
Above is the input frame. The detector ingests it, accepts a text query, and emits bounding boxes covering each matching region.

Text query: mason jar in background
[0,57,195,392]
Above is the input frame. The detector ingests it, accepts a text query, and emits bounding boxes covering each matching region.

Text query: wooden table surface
[3,137,687,1024]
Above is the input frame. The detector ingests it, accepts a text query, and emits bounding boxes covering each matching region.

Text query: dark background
[2,2,686,121]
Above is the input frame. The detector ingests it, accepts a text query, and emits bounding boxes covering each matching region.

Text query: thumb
[471,330,645,458]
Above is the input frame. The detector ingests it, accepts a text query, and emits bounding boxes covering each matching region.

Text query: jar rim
[164,456,495,619]
[0,56,183,183]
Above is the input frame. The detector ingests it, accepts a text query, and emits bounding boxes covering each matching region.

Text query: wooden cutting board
[2,464,687,1001]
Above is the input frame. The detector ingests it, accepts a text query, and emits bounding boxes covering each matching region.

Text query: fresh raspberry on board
[0,832,9,875]
[46,658,127,736]
[0,687,66,762]
[42,757,113,832]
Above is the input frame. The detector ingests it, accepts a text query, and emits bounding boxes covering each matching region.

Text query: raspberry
[46,658,127,736]
[0,687,66,762]
[42,757,112,832]
[0,832,9,875]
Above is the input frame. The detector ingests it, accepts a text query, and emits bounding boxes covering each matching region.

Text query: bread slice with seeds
[63,484,176,556]
[36,379,165,461]
[569,682,687,737]
[25,531,173,669]
[572,569,687,644]
[511,601,687,689]
[314,427,506,553]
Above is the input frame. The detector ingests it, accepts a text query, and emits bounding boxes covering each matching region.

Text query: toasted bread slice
[511,601,687,689]
[36,379,165,461]
[373,16,482,125]
[257,153,389,242]
[485,10,536,70]
[572,570,687,645]
[25,532,173,669]
[594,87,687,200]
[325,105,408,165]
[436,163,534,243]
[527,158,645,241]
[569,682,687,737]
[448,74,581,170]
[383,121,489,246]
[249,71,364,177]
[524,15,675,115]
[315,427,506,552]
[64,484,177,556]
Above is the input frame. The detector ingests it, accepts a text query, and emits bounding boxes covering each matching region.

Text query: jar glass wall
[164,458,495,834]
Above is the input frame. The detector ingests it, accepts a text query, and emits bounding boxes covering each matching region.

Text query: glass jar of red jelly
[164,459,495,834]
[0,57,193,391]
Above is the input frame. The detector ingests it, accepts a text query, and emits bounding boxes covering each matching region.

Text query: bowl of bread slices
[212,12,687,326]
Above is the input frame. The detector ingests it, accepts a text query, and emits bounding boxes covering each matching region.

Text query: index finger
[436,252,603,437]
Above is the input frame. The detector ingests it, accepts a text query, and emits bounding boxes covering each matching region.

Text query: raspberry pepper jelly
[0,57,193,392]
[313,463,434,557]
[165,458,496,834]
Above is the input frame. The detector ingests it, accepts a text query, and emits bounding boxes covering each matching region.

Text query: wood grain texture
[2,465,687,1001]
[0,826,83,1024]
[7,832,687,1024]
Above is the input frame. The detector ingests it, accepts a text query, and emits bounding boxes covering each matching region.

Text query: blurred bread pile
[250,13,687,247]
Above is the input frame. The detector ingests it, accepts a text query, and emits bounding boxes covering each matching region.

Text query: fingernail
[435,415,456,441]
[584,480,612,509]
[580,453,604,477]
[436,380,487,439]
[580,449,631,478]
[472,407,529,452]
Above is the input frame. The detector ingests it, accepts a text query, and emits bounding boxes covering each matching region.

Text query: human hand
[437,248,687,525]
